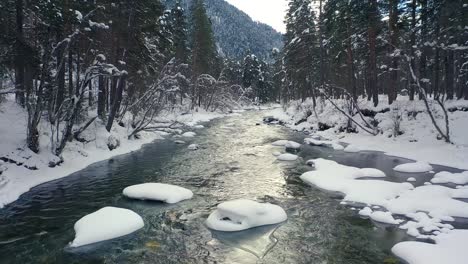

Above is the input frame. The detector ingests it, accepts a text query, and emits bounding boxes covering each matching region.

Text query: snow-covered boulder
[285,141,301,149]
[107,135,120,151]
[392,230,468,264]
[193,125,204,129]
[271,140,289,146]
[431,171,468,185]
[206,199,287,231]
[277,153,298,161]
[407,177,417,182]
[394,161,433,173]
[174,140,186,144]
[188,144,199,150]
[182,132,196,138]
[70,207,144,247]
[123,183,193,204]
[272,151,282,156]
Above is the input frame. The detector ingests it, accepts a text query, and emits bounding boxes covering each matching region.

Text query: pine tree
[170,0,190,64]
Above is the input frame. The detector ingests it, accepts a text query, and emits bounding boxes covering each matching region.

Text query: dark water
[0,111,463,264]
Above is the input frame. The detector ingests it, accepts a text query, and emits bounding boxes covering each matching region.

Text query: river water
[0,110,462,264]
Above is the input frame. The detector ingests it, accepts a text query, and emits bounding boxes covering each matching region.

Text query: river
[0,110,462,263]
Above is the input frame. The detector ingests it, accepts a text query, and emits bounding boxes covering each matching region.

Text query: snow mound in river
[431,171,468,185]
[277,153,298,161]
[123,183,193,203]
[70,207,144,247]
[206,199,287,231]
[392,229,468,264]
[285,141,301,149]
[300,159,410,206]
[182,132,196,138]
[394,161,433,173]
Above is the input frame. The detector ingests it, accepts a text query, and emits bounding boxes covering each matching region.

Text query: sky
[225,0,288,33]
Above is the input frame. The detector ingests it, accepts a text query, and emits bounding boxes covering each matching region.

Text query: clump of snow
[193,125,204,129]
[277,153,298,161]
[431,171,468,185]
[344,144,361,153]
[386,185,468,219]
[285,141,301,149]
[304,137,344,150]
[174,140,186,144]
[359,207,372,217]
[392,229,468,264]
[407,177,417,182]
[399,212,454,238]
[122,183,193,204]
[70,207,144,247]
[271,140,290,146]
[182,132,196,138]
[300,159,411,206]
[206,199,287,231]
[272,151,282,156]
[369,211,403,225]
[187,144,199,150]
[394,161,433,173]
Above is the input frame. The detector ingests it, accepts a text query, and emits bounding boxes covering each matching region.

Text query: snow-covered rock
[123,183,193,204]
[394,161,433,173]
[407,177,417,182]
[188,144,199,150]
[369,211,403,225]
[182,132,196,138]
[70,207,144,247]
[431,171,468,185]
[206,199,287,231]
[107,135,120,151]
[300,159,411,206]
[277,153,298,161]
[271,140,290,146]
[285,141,301,149]
[359,207,372,217]
[392,229,468,264]
[174,140,186,144]
[193,125,205,129]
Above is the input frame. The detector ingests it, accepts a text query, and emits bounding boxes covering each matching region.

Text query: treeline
[277,0,467,105]
[0,0,278,155]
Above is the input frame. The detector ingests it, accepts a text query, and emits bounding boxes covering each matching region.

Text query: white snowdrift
[122,183,193,204]
[277,153,298,161]
[70,207,144,247]
[206,199,287,231]
[393,161,433,173]
[300,159,406,206]
[392,229,468,264]
[344,144,361,153]
[431,171,468,185]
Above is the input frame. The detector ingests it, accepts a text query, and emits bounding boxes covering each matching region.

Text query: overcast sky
[225,0,288,33]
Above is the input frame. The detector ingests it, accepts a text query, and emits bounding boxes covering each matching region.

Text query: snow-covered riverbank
[0,98,228,208]
[266,96,468,170]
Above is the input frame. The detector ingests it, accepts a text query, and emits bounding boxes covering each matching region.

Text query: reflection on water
[0,111,462,263]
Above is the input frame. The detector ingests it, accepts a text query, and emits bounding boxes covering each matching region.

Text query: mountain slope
[163,0,283,61]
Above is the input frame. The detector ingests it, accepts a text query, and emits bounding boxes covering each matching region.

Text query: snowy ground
[266,96,468,170]
[0,96,228,208]
[268,96,468,264]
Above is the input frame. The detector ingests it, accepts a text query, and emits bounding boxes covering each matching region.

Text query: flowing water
[0,111,463,264]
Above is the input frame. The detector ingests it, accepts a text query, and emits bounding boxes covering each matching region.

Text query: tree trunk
[409,0,417,101]
[15,0,25,106]
[445,50,454,100]
[387,0,399,105]
[106,73,126,132]
[97,76,106,119]
[368,0,378,107]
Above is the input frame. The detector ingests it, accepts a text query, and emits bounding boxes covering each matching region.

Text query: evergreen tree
[170,0,190,64]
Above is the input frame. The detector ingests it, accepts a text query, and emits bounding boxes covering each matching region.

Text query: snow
[392,229,468,264]
[277,153,298,161]
[358,207,372,217]
[271,140,290,146]
[70,207,144,247]
[0,98,228,208]
[285,141,301,149]
[300,159,411,206]
[206,199,287,231]
[344,144,361,153]
[431,171,468,185]
[407,177,417,182]
[266,96,468,170]
[182,132,196,138]
[122,183,193,204]
[394,162,433,173]
[369,211,403,225]
[386,185,468,219]
[188,144,199,150]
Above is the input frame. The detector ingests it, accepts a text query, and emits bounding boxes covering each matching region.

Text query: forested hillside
[163,0,283,60]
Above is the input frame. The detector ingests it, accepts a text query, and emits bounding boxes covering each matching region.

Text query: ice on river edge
[206,199,287,232]
[70,207,144,248]
[123,183,193,204]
